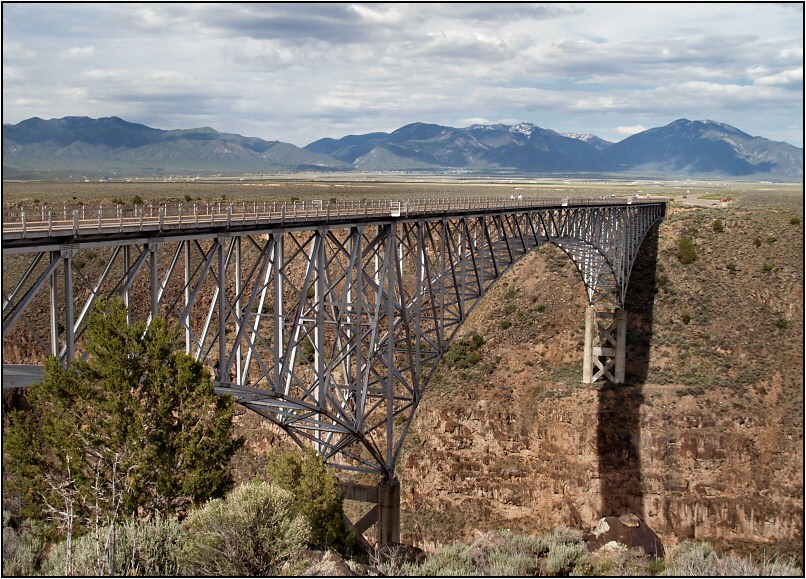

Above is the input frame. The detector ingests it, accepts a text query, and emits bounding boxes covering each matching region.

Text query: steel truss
[2,200,665,479]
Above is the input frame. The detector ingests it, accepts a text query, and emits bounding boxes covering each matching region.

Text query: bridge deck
[3,196,664,251]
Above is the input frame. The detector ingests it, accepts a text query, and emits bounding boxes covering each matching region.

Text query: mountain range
[2,116,802,181]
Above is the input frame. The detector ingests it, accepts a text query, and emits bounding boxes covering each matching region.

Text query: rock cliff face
[400,381,803,554]
[398,204,803,557]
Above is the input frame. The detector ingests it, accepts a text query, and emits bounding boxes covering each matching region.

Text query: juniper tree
[4,300,242,530]
[677,235,697,264]
[267,447,355,556]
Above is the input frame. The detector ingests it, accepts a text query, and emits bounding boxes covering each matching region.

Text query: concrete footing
[340,477,400,547]
[378,478,401,546]
[583,306,627,384]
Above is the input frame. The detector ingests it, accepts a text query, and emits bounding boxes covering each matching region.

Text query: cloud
[59,45,95,59]
[616,125,648,136]
[3,40,37,59]
[1,3,802,147]
[754,67,803,88]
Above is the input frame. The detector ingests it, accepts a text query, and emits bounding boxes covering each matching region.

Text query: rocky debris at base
[283,549,382,577]
[585,514,665,559]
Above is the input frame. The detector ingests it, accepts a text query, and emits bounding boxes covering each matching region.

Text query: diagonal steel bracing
[2,197,665,479]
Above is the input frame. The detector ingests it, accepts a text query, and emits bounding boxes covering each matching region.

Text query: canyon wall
[398,205,803,557]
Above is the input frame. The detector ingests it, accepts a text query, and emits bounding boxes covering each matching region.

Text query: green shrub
[443,333,485,369]
[181,482,308,576]
[661,540,717,576]
[1,524,45,576]
[791,217,800,225]
[391,543,478,576]
[485,548,538,576]
[776,317,788,329]
[762,262,774,272]
[377,527,603,577]
[41,515,183,576]
[542,542,590,575]
[726,261,737,272]
[131,195,144,205]
[658,540,802,576]
[753,237,762,247]
[536,303,546,313]
[677,235,697,264]
[500,320,512,330]
[539,525,583,546]
[767,235,777,243]
[712,219,724,232]
[682,313,691,325]
[267,447,355,555]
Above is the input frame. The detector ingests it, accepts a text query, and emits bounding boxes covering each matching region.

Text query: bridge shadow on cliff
[596,224,660,520]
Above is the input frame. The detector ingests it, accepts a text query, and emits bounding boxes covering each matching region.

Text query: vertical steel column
[235,236,242,385]
[344,230,355,387]
[459,219,467,317]
[354,228,365,428]
[415,223,424,388]
[49,251,60,356]
[123,245,131,325]
[374,224,381,286]
[273,235,284,392]
[184,241,191,354]
[385,223,396,473]
[314,230,326,452]
[218,236,227,385]
[149,242,159,320]
[439,219,446,350]
[582,306,595,384]
[63,247,75,362]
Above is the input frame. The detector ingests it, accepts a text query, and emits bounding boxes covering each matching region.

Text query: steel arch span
[2,196,665,539]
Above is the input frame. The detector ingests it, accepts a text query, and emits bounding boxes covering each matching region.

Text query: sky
[2,2,803,147]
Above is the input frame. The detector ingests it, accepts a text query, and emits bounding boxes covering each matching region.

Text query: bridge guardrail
[2,195,665,240]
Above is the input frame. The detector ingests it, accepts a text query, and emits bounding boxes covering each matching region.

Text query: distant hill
[2,116,349,178]
[3,116,802,180]
[592,119,803,180]
[307,119,802,180]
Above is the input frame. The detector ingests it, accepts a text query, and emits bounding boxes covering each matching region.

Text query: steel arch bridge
[2,195,665,543]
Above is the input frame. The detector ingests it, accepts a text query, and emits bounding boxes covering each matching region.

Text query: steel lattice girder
[2,202,665,477]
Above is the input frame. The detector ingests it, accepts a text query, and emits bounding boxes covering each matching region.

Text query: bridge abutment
[583,306,626,384]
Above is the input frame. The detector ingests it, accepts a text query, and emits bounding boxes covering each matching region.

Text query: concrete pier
[340,477,400,547]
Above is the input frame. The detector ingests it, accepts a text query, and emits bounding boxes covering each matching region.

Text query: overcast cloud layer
[3,3,803,147]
